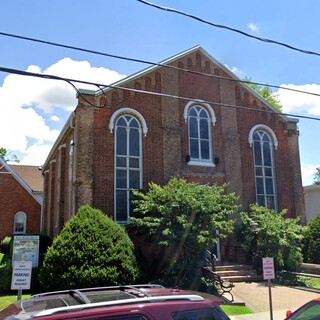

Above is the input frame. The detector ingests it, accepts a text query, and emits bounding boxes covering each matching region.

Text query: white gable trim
[0,158,42,205]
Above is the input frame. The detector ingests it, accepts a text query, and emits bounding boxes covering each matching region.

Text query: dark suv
[0,284,231,320]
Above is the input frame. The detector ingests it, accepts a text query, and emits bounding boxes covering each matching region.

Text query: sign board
[12,235,40,268]
[263,257,275,280]
[11,261,32,290]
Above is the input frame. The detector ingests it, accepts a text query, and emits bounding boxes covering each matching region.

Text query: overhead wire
[1,65,319,122]
[0,31,320,99]
[137,0,320,58]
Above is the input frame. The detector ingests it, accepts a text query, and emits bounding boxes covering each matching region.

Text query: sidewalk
[226,281,320,320]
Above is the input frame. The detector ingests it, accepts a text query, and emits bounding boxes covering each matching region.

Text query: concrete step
[222,274,262,283]
[214,264,253,271]
[215,270,259,277]
[203,263,262,283]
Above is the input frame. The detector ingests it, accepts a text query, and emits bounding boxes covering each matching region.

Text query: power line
[137,0,320,58]
[0,31,320,99]
[1,65,319,123]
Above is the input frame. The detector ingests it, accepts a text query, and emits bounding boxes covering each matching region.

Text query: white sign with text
[263,257,275,280]
[11,261,32,290]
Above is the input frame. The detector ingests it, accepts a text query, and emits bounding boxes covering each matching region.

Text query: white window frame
[184,101,216,167]
[14,211,27,234]
[112,108,146,224]
[249,125,278,211]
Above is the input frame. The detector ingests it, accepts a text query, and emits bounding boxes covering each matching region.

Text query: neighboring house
[41,46,305,262]
[304,184,320,222]
[0,158,42,240]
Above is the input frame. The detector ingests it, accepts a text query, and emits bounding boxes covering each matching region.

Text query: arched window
[114,113,143,224]
[14,211,27,234]
[68,140,74,220]
[184,101,216,166]
[251,128,277,210]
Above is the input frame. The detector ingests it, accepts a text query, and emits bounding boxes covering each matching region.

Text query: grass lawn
[221,304,254,316]
[0,294,31,310]
[305,277,320,288]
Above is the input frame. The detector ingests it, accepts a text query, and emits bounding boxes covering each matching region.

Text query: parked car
[0,284,231,320]
[285,297,320,319]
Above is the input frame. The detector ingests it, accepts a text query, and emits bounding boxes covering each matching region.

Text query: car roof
[34,295,207,317]
[0,284,225,319]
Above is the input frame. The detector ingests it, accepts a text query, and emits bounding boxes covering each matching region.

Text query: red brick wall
[41,48,305,242]
[0,173,41,240]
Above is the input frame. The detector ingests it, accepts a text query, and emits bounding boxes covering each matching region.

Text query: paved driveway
[228,282,320,320]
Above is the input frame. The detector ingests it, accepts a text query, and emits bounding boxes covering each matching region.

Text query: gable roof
[10,164,43,192]
[44,46,292,171]
[79,45,289,121]
[0,158,42,204]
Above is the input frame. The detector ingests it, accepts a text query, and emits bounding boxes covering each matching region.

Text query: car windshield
[287,300,320,320]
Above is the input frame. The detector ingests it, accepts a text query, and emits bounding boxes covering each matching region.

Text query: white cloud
[248,23,259,33]
[225,64,244,77]
[301,163,319,186]
[50,115,60,122]
[277,84,320,116]
[0,58,126,165]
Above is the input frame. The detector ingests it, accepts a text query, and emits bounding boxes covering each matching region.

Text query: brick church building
[41,46,305,261]
[0,158,42,240]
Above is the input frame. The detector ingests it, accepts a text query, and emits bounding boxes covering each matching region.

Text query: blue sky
[0,0,320,185]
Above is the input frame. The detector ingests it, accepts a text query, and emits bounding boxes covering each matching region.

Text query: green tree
[130,177,238,286]
[244,77,283,111]
[302,213,320,263]
[0,148,8,161]
[237,204,304,271]
[39,205,139,290]
[0,147,20,163]
[313,167,320,185]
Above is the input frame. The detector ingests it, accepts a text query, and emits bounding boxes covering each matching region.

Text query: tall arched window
[14,211,27,234]
[115,114,143,223]
[184,102,216,166]
[68,140,74,220]
[252,129,277,210]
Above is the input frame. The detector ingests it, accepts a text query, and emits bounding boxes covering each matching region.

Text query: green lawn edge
[221,304,254,316]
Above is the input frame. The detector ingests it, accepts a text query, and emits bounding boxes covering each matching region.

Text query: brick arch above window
[183,100,216,126]
[109,107,148,136]
[248,124,278,149]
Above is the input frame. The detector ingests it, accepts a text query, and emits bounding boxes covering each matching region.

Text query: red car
[285,297,320,319]
[0,284,231,320]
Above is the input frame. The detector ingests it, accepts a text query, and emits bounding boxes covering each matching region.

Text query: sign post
[11,261,32,301]
[263,257,275,320]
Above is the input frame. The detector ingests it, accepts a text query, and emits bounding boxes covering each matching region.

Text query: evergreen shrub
[39,205,139,290]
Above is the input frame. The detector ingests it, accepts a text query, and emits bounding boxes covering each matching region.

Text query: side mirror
[286,310,293,318]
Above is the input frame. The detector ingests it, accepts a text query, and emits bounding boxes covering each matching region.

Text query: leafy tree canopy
[39,205,139,290]
[131,177,239,284]
[302,213,320,264]
[313,167,320,185]
[237,204,304,271]
[0,147,20,163]
[244,77,283,111]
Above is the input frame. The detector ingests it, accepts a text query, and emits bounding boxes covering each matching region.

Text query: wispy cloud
[224,64,244,78]
[277,84,320,115]
[248,23,259,33]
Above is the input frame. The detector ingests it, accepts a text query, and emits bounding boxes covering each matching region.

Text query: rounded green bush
[39,205,139,290]
[303,213,320,264]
